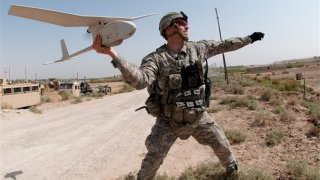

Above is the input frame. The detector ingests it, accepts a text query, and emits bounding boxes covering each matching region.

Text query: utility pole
[25,67,27,82]
[9,67,11,82]
[4,68,8,79]
[215,8,229,84]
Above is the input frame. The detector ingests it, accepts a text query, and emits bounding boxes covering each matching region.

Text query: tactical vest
[136,42,211,139]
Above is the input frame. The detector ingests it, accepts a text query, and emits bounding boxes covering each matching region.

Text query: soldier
[93,11,264,179]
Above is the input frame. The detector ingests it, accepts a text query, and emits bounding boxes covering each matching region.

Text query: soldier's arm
[93,34,158,90]
[197,32,264,59]
[111,55,158,90]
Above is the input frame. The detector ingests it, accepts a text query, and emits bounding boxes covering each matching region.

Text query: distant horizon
[2,55,319,81]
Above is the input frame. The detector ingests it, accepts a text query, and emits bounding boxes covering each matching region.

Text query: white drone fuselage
[8,4,154,65]
[88,20,136,47]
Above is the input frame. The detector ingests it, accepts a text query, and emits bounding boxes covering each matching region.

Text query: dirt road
[1,89,215,180]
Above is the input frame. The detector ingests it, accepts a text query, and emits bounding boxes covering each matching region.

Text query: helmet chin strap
[166,24,188,41]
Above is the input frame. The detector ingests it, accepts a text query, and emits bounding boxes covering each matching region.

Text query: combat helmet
[159,11,188,39]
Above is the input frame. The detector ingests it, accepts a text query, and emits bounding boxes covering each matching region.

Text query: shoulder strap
[204,59,209,80]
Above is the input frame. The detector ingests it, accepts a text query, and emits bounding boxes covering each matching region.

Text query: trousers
[136,112,236,180]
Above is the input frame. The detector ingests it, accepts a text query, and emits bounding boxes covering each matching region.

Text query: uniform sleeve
[197,36,252,59]
[111,54,158,90]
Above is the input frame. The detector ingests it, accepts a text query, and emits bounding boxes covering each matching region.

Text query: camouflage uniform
[111,37,252,180]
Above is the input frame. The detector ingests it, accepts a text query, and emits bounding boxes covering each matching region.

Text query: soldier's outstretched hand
[249,32,265,43]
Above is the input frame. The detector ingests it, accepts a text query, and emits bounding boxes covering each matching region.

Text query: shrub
[260,88,278,102]
[210,77,226,92]
[219,96,237,105]
[219,96,257,110]
[41,96,52,103]
[210,95,219,100]
[179,162,272,180]
[286,161,320,180]
[223,83,244,95]
[273,106,286,114]
[123,172,135,180]
[1,103,13,109]
[92,92,105,98]
[238,78,256,87]
[207,106,222,113]
[253,77,300,92]
[179,162,225,180]
[59,91,72,101]
[286,62,304,69]
[279,110,297,123]
[253,111,272,127]
[225,129,247,144]
[154,174,175,180]
[266,129,285,147]
[269,97,283,106]
[29,106,42,114]
[280,79,300,91]
[114,84,135,94]
[287,99,298,106]
[242,168,272,180]
[89,76,123,83]
[71,97,82,104]
[309,104,320,120]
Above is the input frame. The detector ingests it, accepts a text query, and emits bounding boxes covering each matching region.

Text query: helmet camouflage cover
[159,11,188,38]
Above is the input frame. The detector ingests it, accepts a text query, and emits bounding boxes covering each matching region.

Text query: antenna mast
[215,8,229,84]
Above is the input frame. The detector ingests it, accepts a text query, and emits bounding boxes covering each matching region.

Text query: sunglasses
[172,19,188,26]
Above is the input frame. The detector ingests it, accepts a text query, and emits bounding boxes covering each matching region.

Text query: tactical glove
[249,32,265,43]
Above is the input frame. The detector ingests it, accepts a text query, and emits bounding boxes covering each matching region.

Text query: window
[23,86,31,92]
[60,83,73,89]
[13,87,22,93]
[32,86,39,91]
[3,88,12,94]
[60,84,66,89]
[66,84,73,89]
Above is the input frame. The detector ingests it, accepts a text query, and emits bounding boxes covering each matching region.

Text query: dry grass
[113,84,135,94]
[29,106,42,114]
[285,161,320,180]
[219,95,257,110]
[265,129,285,147]
[279,110,297,123]
[253,110,273,127]
[225,129,247,144]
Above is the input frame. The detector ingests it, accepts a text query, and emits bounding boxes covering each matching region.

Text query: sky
[0,0,319,80]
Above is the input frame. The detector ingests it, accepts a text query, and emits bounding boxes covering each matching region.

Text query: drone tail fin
[43,41,93,65]
[60,39,70,59]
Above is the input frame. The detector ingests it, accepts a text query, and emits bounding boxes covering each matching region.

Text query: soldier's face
[175,19,189,40]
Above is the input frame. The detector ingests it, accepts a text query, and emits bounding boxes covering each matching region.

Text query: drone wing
[8,5,155,27]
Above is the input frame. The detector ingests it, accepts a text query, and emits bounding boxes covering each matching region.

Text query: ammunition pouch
[168,74,182,89]
[170,106,204,140]
[136,81,162,117]
[171,106,203,124]
[170,87,205,125]
[144,93,161,117]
